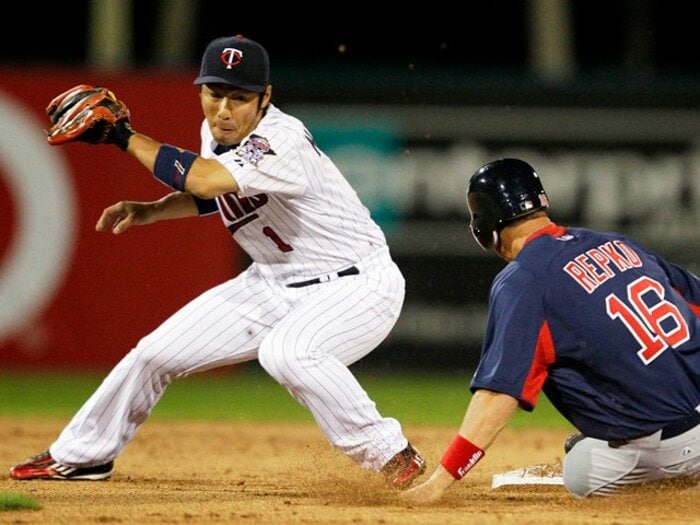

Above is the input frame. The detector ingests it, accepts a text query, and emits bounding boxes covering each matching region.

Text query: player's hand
[96,201,153,234]
[398,467,453,506]
[398,480,444,505]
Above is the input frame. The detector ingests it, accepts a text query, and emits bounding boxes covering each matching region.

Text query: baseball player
[10,35,425,489]
[401,158,699,503]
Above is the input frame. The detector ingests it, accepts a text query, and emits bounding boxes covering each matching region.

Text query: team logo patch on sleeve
[236,134,275,166]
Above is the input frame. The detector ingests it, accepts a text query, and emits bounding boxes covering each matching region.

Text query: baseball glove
[45,84,134,150]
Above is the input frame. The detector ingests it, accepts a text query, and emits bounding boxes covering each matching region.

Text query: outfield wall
[0,68,239,369]
[1,67,698,370]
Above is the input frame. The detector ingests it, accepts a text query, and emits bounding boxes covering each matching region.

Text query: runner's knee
[563,435,641,498]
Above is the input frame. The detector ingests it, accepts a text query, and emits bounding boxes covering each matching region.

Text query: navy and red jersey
[470,223,700,441]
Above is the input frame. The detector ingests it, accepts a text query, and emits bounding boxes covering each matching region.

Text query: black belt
[285,266,359,288]
[660,411,700,439]
[608,411,700,448]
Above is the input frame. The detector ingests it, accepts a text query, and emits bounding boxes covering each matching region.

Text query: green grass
[0,365,571,429]
[0,492,42,511]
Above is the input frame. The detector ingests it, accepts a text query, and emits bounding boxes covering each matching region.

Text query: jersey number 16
[605,276,690,364]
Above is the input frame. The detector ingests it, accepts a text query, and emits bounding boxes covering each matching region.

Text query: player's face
[200,84,271,146]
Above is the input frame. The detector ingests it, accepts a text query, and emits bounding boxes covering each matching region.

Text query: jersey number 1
[263,226,293,252]
[605,276,690,364]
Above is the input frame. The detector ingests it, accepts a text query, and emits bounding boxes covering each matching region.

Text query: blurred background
[1,0,698,373]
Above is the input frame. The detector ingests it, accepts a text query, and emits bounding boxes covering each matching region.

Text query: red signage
[0,68,241,369]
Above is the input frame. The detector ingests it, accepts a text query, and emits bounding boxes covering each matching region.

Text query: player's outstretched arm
[95,192,198,235]
[45,84,239,199]
[400,390,518,505]
[125,133,238,199]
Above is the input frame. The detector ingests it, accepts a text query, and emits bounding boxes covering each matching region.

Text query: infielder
[401,158,699,502]
[10,35,425,489]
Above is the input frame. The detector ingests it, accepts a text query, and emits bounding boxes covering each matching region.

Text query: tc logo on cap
[221,48,243,69]
[195,36,269,92]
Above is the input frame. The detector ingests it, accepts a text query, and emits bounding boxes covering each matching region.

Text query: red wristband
[440,434,485,480]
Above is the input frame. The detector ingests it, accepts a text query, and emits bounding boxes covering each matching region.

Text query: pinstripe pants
[51,247,408,471]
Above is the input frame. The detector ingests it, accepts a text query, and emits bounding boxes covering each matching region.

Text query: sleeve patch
[236,134,276,166]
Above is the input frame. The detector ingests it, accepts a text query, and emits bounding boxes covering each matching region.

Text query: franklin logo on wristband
[457,448,484,478]
[440,434,485,480]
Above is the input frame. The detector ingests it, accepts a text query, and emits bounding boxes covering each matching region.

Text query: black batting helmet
[467,158,549,250]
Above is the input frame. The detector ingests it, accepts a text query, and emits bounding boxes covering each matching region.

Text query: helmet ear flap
[467,219,500,251]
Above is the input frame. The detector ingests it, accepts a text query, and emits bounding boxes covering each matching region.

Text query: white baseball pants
[563,420,700,496]
[51,247,408,471]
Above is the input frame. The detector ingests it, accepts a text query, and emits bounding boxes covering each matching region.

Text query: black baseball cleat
[381,443,426,490]
[10,451,113,481]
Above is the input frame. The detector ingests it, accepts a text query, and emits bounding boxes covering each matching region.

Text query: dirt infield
[0,417,696,524]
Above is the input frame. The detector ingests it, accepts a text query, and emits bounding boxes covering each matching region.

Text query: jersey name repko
[562,239,641,293]
[562,238,690,365]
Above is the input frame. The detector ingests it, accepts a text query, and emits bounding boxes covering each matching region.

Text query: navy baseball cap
[194,35,269,93]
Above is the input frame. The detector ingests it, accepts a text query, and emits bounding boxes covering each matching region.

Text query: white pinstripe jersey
[199,104,388,283]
